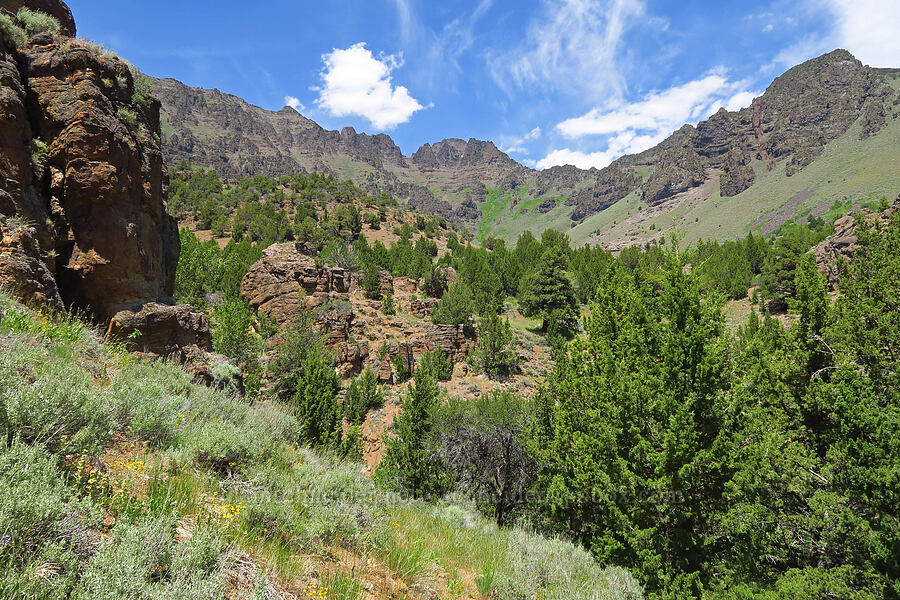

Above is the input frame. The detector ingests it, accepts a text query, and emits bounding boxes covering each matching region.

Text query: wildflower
[0,534,11,546]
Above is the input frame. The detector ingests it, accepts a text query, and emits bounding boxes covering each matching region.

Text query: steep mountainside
[156,50,900,245]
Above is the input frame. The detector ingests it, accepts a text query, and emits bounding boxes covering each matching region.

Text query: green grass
[672,114,900,245]
[0,292,643,599]
[476,107,900,250]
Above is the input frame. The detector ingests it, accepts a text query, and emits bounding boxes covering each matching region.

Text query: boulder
[106,302,212,356]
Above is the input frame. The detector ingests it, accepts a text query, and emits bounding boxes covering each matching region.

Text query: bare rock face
[719,146,756,197]
[641,127,707,205]
[567,166,641,222]
[811,195,900,288]
[240,242,351,326]
[0,2,209,363]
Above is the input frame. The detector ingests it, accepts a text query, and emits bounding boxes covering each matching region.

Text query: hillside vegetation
[0,293,642,599]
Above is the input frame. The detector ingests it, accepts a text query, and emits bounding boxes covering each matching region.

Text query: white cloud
[500,126,542,155]
[534,149,616,170]
[536,72,759,170]
[557,71,750,139]
[314,43,426,130]
[488,0,647,102]
[725,91,757,111]
[762,23,774,32]
[824,0,900,67]
[284,96,305,112]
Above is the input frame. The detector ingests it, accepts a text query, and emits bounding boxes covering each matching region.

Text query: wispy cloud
[822,0,900,67]
[536,71,758,170]
[391,0,495,92]
[313,43,427,130]
[488,0,646,102]
[284,96,305,112]
[500,126,542,155]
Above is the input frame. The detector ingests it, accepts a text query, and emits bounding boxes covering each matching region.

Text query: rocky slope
[155,50,898,242]
[0,0,211,363]
[812,194,900,288]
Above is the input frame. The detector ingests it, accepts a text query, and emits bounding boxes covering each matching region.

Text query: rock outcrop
[811,195,900,288]
[0,1,208,362]
[241,242,473,380]
[240,242,352,326]
[567,166,641,222]
[0,0,75,36]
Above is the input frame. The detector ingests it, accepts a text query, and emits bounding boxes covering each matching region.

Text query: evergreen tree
[361,262,382,300]
[375,369,449,498]
[533,257,730,596]
[293,353,341,449]
[519,246,579,334]
[417,348,453,381]
[432,281,475,327]
[343,368,383,425]
[475,313,519,378]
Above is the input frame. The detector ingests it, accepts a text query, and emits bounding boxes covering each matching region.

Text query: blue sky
[69,0,899,169]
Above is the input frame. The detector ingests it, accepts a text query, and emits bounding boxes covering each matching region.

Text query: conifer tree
[519,246,579,334]
[293,353,340,449]
[375,369,448,498]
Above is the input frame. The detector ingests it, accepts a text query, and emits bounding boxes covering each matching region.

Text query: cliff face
[0,2,199,343]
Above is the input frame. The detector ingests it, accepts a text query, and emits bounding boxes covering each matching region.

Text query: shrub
[343,368,383,425]
[417,348,452,381]
[1,348,114,455]
[0,440,71,563]
[211,295,260,366]
[75,516,226,599]
[0,13,26,48]
[15,8,59,37]
[319,240,359,272]
[117,107,138,126]
[108,362,189,448]
[132,76,155,108]
[435,392,535,525]
[268,310,328,401]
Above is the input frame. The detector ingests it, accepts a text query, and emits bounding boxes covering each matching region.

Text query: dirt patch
[752,189,812,234]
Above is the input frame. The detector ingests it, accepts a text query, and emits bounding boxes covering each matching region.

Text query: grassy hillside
[0,293,642,600]
[478,85,900,248]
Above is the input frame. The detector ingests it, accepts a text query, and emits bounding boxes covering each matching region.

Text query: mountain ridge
[154,49,900,244]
